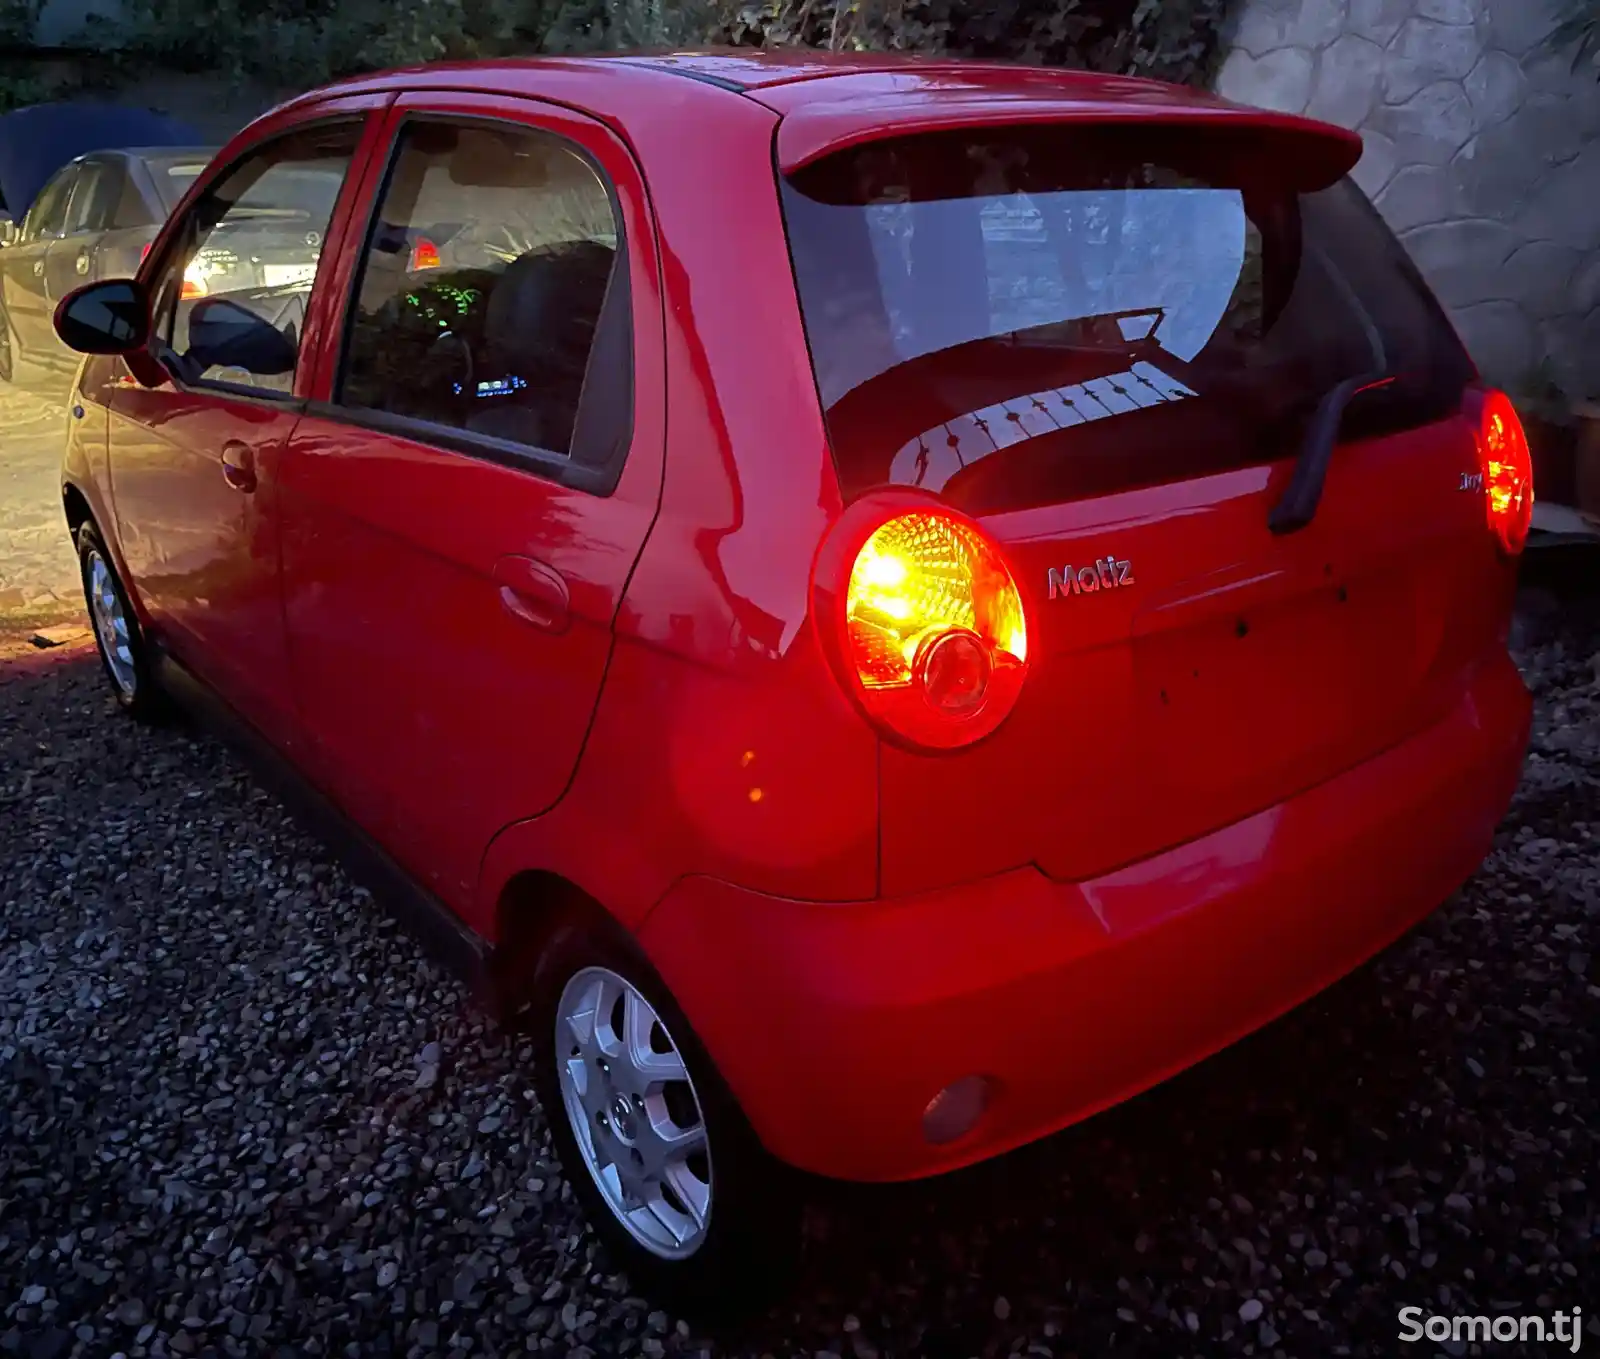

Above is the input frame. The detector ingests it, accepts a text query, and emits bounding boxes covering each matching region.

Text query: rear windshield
[781,126,1475,514]
[147,157,342,223]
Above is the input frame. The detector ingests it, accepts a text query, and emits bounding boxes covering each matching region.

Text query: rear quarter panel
[477,77,880,931]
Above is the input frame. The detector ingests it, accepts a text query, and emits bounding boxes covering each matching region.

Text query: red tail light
[1475,390,1534,556]
[410,237,441,270]
[813,498,1029,751]
[139,242,151,262]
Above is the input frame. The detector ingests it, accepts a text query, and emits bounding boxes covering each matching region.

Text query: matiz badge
[1048,556,1135,599]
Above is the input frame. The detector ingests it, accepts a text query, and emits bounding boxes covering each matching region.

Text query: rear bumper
[637,651,1531,1183]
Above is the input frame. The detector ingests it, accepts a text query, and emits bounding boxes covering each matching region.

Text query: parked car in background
[50,53,1536,1309]
[0,102,211,390]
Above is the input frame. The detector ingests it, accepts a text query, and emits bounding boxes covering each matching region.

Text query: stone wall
[1216,0,1600,402]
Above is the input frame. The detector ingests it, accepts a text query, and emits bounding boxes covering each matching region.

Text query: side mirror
[54,279,150,354]
[185,298,296,376]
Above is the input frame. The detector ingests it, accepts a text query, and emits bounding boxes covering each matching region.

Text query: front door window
[148,124,360,396]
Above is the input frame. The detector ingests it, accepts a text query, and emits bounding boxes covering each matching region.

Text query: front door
[278,94,665,915]
[107,108,381,754]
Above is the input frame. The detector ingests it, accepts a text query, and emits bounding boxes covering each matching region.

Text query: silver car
[1,145,226,392]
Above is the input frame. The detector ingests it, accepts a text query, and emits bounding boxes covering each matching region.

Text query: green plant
[713,0,1231,85]
[1549,0,1600,76]
[93,0,1238,91]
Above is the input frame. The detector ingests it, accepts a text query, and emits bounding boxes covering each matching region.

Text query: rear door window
[21,167,76,243]
[335,119,630,473]
[781,126,1474,514]
[63,159,119,235]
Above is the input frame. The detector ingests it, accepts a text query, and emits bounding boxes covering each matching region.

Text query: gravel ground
[2,594,1596,1359]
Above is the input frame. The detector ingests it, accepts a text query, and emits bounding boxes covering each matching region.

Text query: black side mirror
[185,298,296,376]
[54,279,150,354]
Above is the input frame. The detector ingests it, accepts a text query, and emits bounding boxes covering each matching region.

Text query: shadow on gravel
[3,595,1594,1359]
[731,957,1443,1354]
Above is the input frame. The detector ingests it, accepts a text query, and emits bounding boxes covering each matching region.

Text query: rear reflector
[922,1076,991,1144]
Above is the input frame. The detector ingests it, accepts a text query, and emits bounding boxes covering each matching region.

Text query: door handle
[32,260,43,277]
[493,555,570,634]
[74,251,90,275]
[220,440,257,493]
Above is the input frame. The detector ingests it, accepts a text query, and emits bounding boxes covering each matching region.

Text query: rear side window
[782,126,1475,514]
[22,167,75,243]
[63,159,119,234]
[337,119,631,475]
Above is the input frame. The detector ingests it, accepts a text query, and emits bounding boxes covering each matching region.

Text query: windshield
[781,125,1474,514]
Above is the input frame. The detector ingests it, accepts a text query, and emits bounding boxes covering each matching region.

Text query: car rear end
[637,94,1533,1182]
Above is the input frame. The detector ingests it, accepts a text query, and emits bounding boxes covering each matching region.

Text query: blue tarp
[0,101,205,221]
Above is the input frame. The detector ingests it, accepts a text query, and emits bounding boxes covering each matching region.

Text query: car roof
[267,50,1362,186]
[285,47,1243,104]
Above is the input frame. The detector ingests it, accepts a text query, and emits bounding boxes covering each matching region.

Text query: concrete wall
[1216,0,1600,401]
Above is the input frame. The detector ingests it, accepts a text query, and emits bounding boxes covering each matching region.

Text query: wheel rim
[86,550,136,697]
[555,965,713,1260]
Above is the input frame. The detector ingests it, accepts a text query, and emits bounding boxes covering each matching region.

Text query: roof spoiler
[773,78,1364,192]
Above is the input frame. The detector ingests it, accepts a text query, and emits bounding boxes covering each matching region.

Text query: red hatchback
[54,52,1534,1302]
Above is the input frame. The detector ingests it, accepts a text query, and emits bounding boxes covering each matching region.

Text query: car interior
[338,122,631,466]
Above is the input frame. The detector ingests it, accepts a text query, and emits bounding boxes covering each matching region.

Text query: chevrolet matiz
[51,51,1534,1305]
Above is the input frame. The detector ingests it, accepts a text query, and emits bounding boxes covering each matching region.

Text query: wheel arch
[62,480,94,536]
[490,868,628,1019]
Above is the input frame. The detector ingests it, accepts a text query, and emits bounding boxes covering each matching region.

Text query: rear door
[2,165,75,365]
[278,93,665,914]
[782,123,1508,897]
[43,155,118,306]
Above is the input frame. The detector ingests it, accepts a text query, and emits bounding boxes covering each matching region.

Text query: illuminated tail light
[1475,390,1534,556]
[813,500,1030,751]
[410,237,441,270]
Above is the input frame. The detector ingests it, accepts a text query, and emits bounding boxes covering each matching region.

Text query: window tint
[782,127,1475,514]
[151,123,359,396]
[22,168,76,243]
[339,120,629,468]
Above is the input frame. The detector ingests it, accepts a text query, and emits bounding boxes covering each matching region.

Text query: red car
[53,52,1534,1303]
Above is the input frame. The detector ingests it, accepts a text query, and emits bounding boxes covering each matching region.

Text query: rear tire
[77,522,168,723]
[526,913,800,1317]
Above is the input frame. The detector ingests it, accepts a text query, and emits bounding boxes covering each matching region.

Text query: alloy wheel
[554,965,713,1260]
[86,549,136,698]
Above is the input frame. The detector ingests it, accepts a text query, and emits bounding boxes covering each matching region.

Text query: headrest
[482,239,616,378]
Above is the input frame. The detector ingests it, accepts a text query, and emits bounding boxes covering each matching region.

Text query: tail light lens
[1476,390,1534,556]
[813,500,1030,751]
[410,237,441,270]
